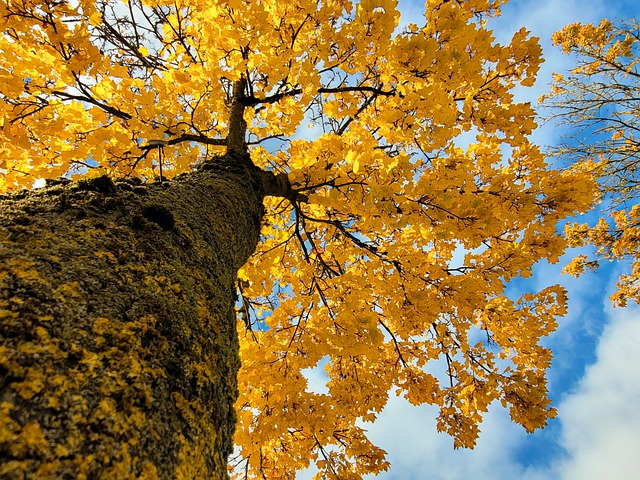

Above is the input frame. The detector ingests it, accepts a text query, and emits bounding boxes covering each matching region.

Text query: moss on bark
[0,155,264,479]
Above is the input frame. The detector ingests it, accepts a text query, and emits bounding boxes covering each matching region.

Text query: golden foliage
[544,18,640,307]
[1,0,597,478]
[565,206,640,306]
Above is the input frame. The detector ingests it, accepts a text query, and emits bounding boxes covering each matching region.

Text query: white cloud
[363,398,533,480]
[555,303,640,480]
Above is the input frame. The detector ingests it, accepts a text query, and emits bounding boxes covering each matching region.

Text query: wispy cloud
[555,300,640,480]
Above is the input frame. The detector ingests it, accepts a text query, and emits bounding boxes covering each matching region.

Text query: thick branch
[52,90,133,120]
[241,85,396,106]
[254,168,308,203]
[141,133,227,150]
[227,78,248,155]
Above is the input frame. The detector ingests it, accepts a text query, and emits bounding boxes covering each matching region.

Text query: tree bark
[0,154,265,479]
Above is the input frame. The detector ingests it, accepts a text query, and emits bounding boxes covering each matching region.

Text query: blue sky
[301,0,640,478]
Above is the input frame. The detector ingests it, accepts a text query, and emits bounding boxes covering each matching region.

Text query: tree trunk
[0,154,265,479]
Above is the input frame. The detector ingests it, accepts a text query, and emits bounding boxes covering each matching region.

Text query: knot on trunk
[254,169,308,203]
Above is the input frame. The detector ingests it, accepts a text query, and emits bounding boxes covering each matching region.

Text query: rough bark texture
[0,154,265,479]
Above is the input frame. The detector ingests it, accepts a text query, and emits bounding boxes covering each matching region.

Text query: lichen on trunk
[0,155,265,479]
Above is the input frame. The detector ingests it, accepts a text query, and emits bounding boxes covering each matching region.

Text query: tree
[542,18,640,307]
[1,0,594,478]
[0,167,264,479]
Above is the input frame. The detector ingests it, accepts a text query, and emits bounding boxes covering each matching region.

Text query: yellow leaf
[89,12,102,26]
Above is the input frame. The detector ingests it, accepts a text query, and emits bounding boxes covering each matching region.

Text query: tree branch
[141,133,227,150]
[241,85,395,106]
[227,78,249,155]
[51,91,133,120]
